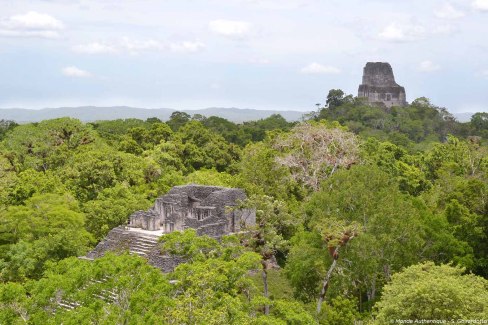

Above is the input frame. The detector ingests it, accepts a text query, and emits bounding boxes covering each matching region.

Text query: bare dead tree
[273,122,360,191]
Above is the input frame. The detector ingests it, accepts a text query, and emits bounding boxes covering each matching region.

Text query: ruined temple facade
[86,185,255,271]
[129,184,255,236]
[358,62,407,108]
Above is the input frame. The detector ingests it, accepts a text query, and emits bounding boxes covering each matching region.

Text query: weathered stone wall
[86,227,131,258]
[358,62,407,108]
[155,185,252,235]
[197,222,228,237]
[361,62,396,86]
[85,185,255,272]
[129,210,160,230]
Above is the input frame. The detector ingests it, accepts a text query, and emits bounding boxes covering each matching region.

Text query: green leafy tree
[60,148,158,202]
[318,94,463,143]
[0,193,93,281]
[146,117,162,124]
[362,138,431,195]
[2,118,95,171]
[238,195,296,315]
[124,122,172,151]
[175,120,241,172]
[0,253,172,324]
[375,262,488,322]
[285,231,326,303]
[160,230,315,323]
[167,111,191,131]
[0,282,28,323]
[318,297,361,325]
[159,228,222,262]
[238,141,302,202]
[422,169,487,275]
[185,168,242,188]
[144,140,187,174]
[0,119,18,141]
[83,185,151,240]
[423,135,487,179]
[302,166,431,305]
[470,112,488,137]
[202,116,248,145]
[91,118,147,138]
[0,155,18,207]
[3,169,66,205]
[240,114,294,144]
[325,89,353,109]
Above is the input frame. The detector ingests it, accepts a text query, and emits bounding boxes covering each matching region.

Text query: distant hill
[0,106,308,123]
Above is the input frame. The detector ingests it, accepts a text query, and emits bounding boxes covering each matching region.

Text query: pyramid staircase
[128,233,160,256]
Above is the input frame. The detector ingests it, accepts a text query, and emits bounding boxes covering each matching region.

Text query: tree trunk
[359,289,362,312]
[383,264,391,281]
[370,276,376,301]
[262,265,270,315]
[316,246,340,314]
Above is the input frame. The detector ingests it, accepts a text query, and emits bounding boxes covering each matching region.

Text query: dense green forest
[0,92,487,324]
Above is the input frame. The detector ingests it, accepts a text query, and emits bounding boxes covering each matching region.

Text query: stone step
[58,300,81,310]
[130,247,152,254]
[134,239,158,246]
[130,240,155,248]
[58,303,75,310]
[131,239,155,247]
[130,247,150,254]
[130,245,154,253]
[93,291,118,302]
[129,249,147,256]
[129,246,152,254]
[101,289,118,299]
[131,235,160,243]
[110,226,129,234]
[81,277,111,291]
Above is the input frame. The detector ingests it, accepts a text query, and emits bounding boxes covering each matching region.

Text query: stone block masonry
[85,184,255,272]
[358,62,407,108]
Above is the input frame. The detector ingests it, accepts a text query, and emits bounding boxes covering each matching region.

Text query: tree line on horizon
[0,91,487,324]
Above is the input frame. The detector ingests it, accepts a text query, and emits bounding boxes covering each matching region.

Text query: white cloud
[0,11,63,39]
[209,19,252,38]
[119,38,164,54]
[62,66,92,78]
[377,23,425,42]
[472,0,488,11]
[481,69,488,78]
[72,42,118,54]
[73,39,205,55]
[300,63,341,74]
[169,41,206,53]
[432,24,456,35]
[435,3,465,19]
[418,60,441,72]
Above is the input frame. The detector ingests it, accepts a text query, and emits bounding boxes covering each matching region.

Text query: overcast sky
[0,0,487,113]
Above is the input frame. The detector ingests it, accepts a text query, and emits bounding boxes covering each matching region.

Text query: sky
[0,0,487,113]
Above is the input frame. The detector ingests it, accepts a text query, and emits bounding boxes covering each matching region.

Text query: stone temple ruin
[358,62,407,108]
[86,185,255,272]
